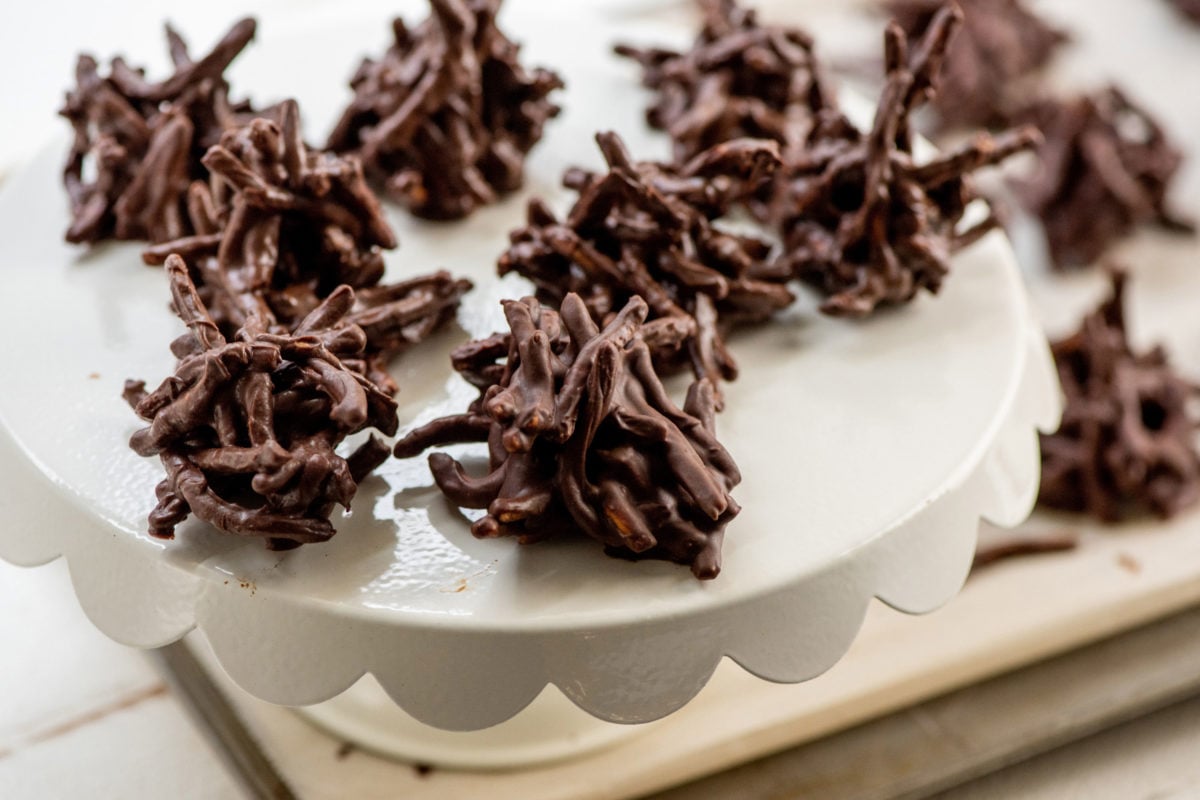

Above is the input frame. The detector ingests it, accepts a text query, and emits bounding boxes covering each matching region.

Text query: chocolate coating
[394,294,741,579]
[326,0,563,220]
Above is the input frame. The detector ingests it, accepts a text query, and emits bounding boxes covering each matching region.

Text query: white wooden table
[0,559,241,798]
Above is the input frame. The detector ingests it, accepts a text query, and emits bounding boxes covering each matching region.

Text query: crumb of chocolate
[1039,270,1200,521]
[771,6,1039,316]
[1116,552,1142,574]
[414,762,435,777]
[142,99,471,395]
[1017,87,1194,269]
[60,18,279,245]
[326,0,563,220]
[124,254,399,549]
[499,131,790,406]
[335,741,357,760]
[885,0,1067,129]
[394,293,741,579]
[615,0,829,163]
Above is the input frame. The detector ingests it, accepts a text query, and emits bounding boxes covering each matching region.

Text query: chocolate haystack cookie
[326,0,563,220]
[885,0,1067,129]
[1040,271,1200,521]
[1019,88,1194,269]
[500,131,790,404]
[615,0,827,163]
[143,100,471,395]
[124,255,399,549]
[60,18,277,245]
[394,294,741,579]
[771,7,1039,317]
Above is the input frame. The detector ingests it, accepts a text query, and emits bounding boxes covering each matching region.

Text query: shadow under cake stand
[0,4,1060,769]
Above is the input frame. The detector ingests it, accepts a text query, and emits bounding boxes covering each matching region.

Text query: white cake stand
[0,3,1060,768]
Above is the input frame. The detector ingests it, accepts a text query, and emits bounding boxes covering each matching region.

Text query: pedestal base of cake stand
[294,677,647,769]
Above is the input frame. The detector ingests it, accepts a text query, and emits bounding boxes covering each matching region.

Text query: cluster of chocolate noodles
[395,294,741,579]
[60,18,280,244]
[1039,271,1200,521]
[769,7,1039,316]
[326,0,563,220]
[124,256,398,550]
[124,102,469,546]
[615,0,828,163]
[141,100,472,396]
[885,0,1067,129]
[1018,88,1194,269]
[499,131,791,404]
[882,4,1192,269]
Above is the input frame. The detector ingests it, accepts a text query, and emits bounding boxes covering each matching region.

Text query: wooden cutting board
[198,510,1200,800]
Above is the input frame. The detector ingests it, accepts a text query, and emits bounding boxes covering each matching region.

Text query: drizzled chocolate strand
[1171,0,1200,23]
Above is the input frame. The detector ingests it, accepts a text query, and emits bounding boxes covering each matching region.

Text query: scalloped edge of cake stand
[0,289,1059,752]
